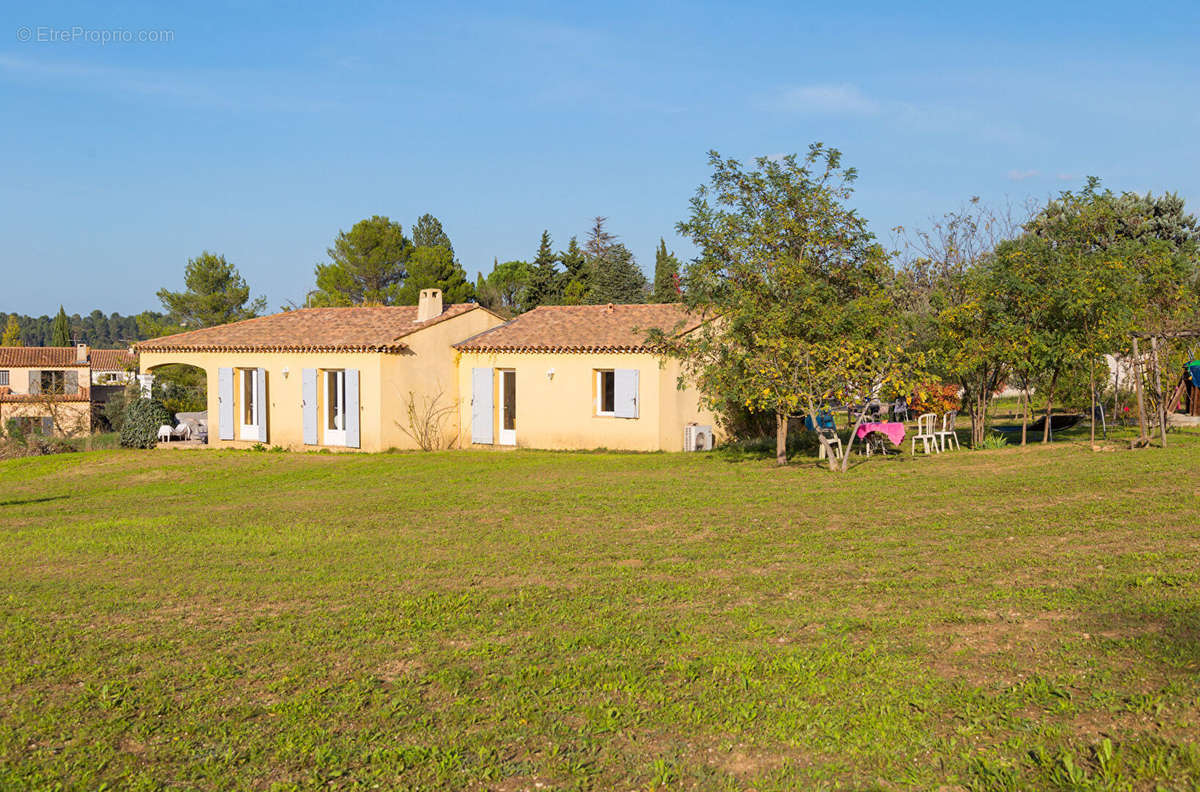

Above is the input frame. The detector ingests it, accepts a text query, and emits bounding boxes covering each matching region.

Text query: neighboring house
[88,348,139,405]
[135,290,506,451]
[0,345,133,436]
[453,303,719,451]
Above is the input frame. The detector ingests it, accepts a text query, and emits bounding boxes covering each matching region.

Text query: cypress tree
[50,306,71,346]
[652,238,682,303]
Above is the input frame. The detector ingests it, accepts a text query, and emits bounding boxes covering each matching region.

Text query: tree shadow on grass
[0,495,69,507]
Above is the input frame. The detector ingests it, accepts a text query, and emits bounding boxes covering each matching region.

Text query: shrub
[976,433,1009,450]
[4,418,27,445]
[908,383,960,415]
[120,398,173,449]
[102,390,129,433]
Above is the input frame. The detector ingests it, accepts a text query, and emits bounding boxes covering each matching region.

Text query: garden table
[855,421,906,456]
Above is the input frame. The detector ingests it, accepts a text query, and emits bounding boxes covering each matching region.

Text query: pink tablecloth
[855,421,906,445]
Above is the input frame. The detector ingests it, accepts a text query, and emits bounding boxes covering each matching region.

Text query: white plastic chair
[910,413,940,455]
[817,427,843,461]
[157,424,173,443]
[937,410,960,451]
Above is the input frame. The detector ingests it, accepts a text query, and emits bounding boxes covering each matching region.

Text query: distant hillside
[1,310,170,348]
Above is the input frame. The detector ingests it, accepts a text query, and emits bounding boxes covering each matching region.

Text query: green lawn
[2,439,1199,791]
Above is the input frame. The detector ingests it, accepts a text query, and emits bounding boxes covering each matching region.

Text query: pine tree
[411,213,454,257]
[523,230,561,311]
[158,253,267,327]
[309,216,411,306]
[559,237,589,305]
[652,238,682,303]
[394,245,474,305]
[1,315,21,346]
[584,218,647,304]
[50,306,71,346]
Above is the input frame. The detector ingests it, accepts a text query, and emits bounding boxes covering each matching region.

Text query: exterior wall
[380,308,505,449]
[0,400,91,437]
[138,350,387,452]
[137,308,506,452]
[455,351,719,452]
[0,365,89,397]
[91,370,136,386]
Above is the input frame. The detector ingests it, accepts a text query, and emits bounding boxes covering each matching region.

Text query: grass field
[2,438,1199,791]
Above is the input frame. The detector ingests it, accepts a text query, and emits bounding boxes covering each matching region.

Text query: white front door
[238,368,259,440]
[498,369,516,446]
[324,369,347,446]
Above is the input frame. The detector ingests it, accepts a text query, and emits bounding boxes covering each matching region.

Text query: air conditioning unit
[683,423,713,452]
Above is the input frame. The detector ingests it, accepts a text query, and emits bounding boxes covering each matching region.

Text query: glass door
[499,369,516,446]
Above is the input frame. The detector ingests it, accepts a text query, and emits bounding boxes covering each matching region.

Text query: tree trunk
[803,401,838,472]
[970,377,991,448]
[1041,371,1058,444]
[1089,355,1096,447]
[775,410,788,467]
[1132,337,1148,443]
[840,411,869,473]
[1151,337,1167,447]
[1021,383,1030,446]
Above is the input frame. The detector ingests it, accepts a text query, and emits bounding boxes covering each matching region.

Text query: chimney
[417,288,444,322]
[76,343,89,364]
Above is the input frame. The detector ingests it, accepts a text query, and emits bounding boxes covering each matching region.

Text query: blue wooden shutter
[302,368,318,445]
[255,368,268,442]
[471,367,494,444]
[217,368,234,440]
[345,369,360,448]
[614,369,639,418]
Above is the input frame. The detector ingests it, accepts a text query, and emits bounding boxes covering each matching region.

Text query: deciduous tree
[1,315,21,346]
[668,145,910,467]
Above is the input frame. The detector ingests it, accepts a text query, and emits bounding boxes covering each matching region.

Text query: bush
[4,418,27,445]
[0,434,76,460]
[120,398,173,449]
[102,389,129,433]
[909,383,960,415]
[976,433,1009,450]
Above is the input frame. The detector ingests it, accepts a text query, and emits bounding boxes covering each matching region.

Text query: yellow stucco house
[136,292,718,453]
[453,303,718,451]
[136,291,504,451]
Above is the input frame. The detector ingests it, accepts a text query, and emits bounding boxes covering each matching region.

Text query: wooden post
[1132,336,1148,444]
[1151,336,1167,447]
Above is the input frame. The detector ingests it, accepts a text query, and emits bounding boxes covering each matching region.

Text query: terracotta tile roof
[89,349,137,371]
[0,392,90,403]
[453,303,704,353]
[135,304,488,353]
[0,347,88,367]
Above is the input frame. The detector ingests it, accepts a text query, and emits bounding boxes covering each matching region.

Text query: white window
[239,368,260,440]
[595,370,616,416]
[324,369,347,446]
[0,370,8,387]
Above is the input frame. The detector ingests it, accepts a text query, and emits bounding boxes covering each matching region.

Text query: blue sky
[3,0,1199,316]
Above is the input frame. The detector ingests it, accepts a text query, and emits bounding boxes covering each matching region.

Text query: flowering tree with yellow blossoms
[663,145,924,468]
